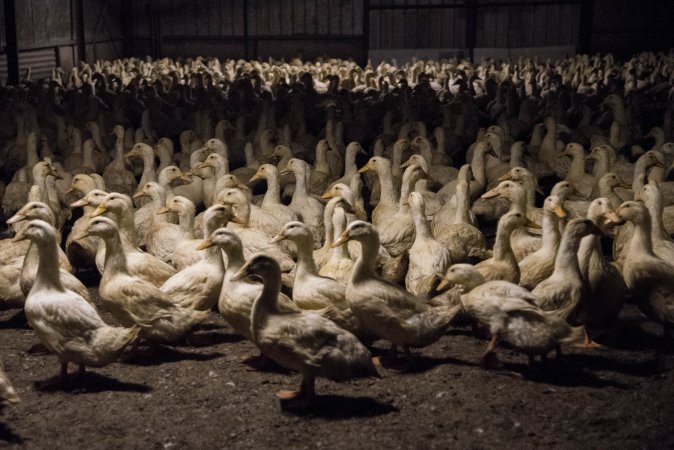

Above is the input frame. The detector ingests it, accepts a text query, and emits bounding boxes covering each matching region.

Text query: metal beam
[2,0,19,85]
[74,0,86,62]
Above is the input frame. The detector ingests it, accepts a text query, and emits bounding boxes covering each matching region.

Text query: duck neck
[645,193,669,241]
[565,153,586,181]
[262,172,281,207]
[178,210,195,236]
[32,239,64,292]
[114,207,138,247]
[344,148,358,177]
[578,233,601,276]
[493,223,517,266]
[292,169,308,200]
[471,146,488,189]
[225,245,244,275]
[142,151,156,181]
[541,212,561,253]
[102,232,129,276]
[294,238,319,277]
[454,181,472,224]
[552,230,583,279]
[351,235,379,282]
[252,269,281,327]
[412,203,432,240]
[377,166,398,206]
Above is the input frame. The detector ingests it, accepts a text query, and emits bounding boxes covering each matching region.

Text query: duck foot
[372,353,412,372]
[278,377,315,411]
[242,354,273,371]
[276,389,303,400]
[574,329,602,349]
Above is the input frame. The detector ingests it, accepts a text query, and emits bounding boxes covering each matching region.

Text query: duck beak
[400,159,411,169]
[481,188,500,199]
[553,205,567,218]
[71,231,90,241]
[525,219,541,229]
[132,190,146,199]
[270,233,285,244]
[249,173,261,182]
[230,263,252,282]
[11,231,26,243]
[180,173,193,182]
[498,172,512,181]
[358,163,371,173]
[123,151,136,158]
[236,183,250,191]
[70,198,88,208]
[604,210,625,225]
[65,187,75,194]
[279,168,291,176]
[230,215,245,225]
[321,190,334,199]
[436,277,451,291]
[619,181,631,189]
[156,207,171,215]
[195,239,213,250]
[331,231,350,248]
[91,204,107,217]
[6,213,25,225]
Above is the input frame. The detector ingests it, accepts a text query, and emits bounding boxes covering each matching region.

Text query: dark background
[1,0,673,82]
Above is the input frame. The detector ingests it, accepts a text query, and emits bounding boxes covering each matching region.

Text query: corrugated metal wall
[0,0,123,80]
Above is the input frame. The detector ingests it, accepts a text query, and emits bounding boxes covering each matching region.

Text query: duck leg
[372,343,398,366]
[481,335,500,369]
[277,376,316,409]
[36,361,69,390]
[573,327,602,349]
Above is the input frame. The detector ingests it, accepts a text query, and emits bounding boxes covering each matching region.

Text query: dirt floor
[0,286,673,449]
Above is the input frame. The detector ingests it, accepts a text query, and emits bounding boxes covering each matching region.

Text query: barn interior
[0,0,673,448]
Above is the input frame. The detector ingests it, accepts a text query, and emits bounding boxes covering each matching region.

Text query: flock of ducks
[0,50,673,410]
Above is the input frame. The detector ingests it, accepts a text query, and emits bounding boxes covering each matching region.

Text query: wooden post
[3,0,19,85]
[243,0,250,60]
[466,0,477,61]
[578,0,594,54]
[74,0,86,62]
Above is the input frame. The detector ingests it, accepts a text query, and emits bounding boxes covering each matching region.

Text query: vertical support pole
[466,0,477,62]
[2,0,18,85]
[243,0,250,60]
[74,0,86,62]
[578,0,594,54]
[121,0,133,57]
[363,0,370,66]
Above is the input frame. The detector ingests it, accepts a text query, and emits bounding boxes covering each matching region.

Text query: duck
[201,228,298,345]
[561,143,594,199]
[156,195,196,268]
[608,201,674,341]
[482,180,542,261]
[475,211,537,283]
[248,164,298,225]
[377,162,425,258]
[15,219,139,383]
[518,196,566,290]
[532,219,603,332]
[640,182,674,262]
[124,143,156,207]
[65,175,104,271]
[308,139,331,196]
[171,200,231,270]
[219,187,286,240]
[91,193,176,286]
[319,201,355,284]
[159,212,227,311]
[433,164,487,262]
[321,180,368,222]
[406,191,452,299]
[134,182,182,263]
[231,253,378,407]
[577,198,627,344]
[85,216,208,344]
[195,151,229,207]
[329,141,366,188]
[282,158,325,247]
[218,189,295,274]
[358,155,399,226]
[334,221,461,365]
[438,264,582,369]
[230,142,260,183]
[7,203,89,303]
